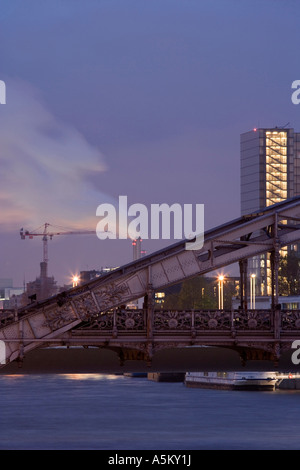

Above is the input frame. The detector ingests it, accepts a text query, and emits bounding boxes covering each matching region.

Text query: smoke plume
[0,79,110,232]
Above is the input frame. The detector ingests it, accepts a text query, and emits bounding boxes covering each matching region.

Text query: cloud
[0,78,112,231]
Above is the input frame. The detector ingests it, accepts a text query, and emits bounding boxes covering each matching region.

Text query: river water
[0,373,299,450]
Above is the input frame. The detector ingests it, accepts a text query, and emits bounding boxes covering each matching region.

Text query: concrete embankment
[147,372,185,382]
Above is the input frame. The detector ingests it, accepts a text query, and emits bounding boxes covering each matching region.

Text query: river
[0,373,299,450]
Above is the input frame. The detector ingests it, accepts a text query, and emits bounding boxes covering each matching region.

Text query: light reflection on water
[59,373,120,381]
[0,373,300,450]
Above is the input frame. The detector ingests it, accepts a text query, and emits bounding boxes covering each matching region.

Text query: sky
[0,0,300,287]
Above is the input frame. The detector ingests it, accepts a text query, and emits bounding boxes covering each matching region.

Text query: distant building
[0,279,24,309]
[241,127,300,295]
[132,237,145,261]
[240,128,300,215]
[232,295,300,311]
[26,262,57,302]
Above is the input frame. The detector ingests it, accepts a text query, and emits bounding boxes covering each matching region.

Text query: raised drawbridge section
[2,197,300,368]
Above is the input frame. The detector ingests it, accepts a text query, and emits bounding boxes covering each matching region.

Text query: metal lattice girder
[2,196,300,365]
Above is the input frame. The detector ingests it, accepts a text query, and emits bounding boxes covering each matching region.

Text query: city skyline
[1,0,300,288]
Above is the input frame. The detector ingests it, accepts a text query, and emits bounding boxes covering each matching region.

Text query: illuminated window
[155,292,165,299]
[155,292,165,304]
[266,131,288,207]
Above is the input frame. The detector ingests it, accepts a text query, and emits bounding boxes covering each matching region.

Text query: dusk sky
[0,0,299,287]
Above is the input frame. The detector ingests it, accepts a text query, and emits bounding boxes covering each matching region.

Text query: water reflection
[59,373,121,381]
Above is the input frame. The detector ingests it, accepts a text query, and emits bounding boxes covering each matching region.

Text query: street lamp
[72,275,79,287]
[218,275,224,310]
[250,274,256,310]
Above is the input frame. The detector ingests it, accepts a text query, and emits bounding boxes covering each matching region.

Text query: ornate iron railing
[77,309,297,333]
[3,307,300,334]
[281,310,300,331]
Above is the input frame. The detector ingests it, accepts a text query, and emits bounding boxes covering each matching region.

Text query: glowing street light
[218,275,224,310]
[250,274,256,310]
[72,275,79,287]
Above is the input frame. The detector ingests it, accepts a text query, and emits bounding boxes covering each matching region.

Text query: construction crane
[20,223,108,280]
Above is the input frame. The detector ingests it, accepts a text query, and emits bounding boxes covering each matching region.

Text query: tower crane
[20,223,108,281]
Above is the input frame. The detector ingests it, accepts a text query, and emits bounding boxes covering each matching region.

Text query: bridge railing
[2,307,300,336]
[281,310,300,331]
[78,309,283,334]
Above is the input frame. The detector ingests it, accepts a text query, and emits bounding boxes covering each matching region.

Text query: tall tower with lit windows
[241,127,300,296]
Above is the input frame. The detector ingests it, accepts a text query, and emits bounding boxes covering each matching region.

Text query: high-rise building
[240,127,300,295]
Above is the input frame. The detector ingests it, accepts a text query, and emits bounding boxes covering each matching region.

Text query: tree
[164,277,217,310]
[278,251,300,296]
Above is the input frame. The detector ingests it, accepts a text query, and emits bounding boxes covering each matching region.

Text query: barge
[185,371,278,391]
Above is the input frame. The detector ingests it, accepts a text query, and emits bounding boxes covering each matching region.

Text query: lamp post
[218,275,224,310]
[250,274,256,310]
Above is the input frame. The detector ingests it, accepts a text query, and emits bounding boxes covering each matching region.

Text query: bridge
[2,196,300,372]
